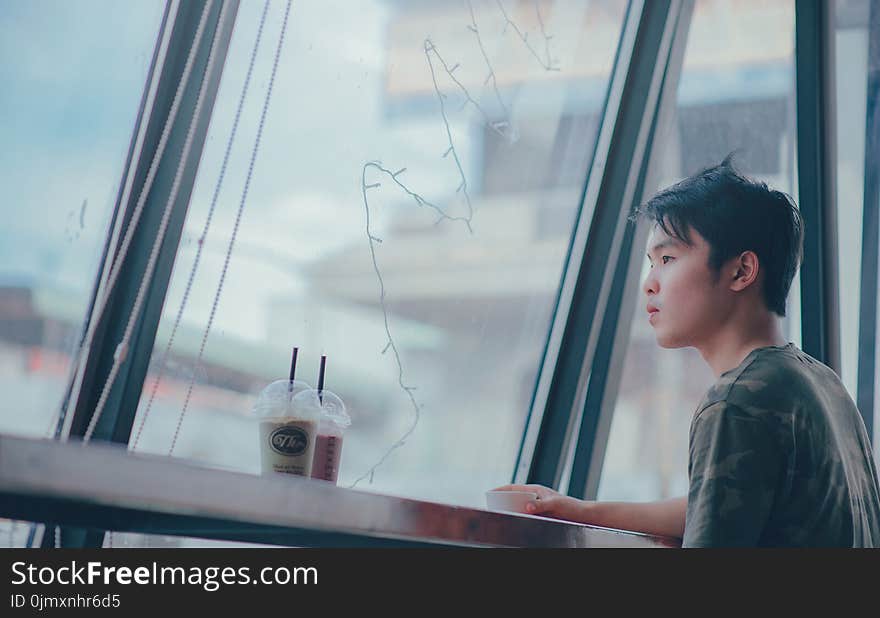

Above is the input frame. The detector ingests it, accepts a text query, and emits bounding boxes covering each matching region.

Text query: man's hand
[491,484,589,523]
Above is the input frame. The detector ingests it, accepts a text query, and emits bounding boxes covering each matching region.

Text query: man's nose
[642,271,658,297]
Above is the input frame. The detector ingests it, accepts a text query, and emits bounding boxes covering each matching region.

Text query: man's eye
[661,256,673,264]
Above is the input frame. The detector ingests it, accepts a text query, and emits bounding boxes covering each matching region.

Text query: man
[496,157,880,547]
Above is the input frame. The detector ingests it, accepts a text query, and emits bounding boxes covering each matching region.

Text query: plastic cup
[485,490,538,514]
[292,389,350,484]
[253,380,317,477]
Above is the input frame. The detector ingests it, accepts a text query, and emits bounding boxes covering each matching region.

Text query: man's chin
[653,329,687,349]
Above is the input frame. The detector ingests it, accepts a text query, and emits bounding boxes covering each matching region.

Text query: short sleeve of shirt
[683,401,783,547]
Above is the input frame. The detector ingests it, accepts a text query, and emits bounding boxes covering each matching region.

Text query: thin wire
[169,0,293,456]
[466,0,511,127]
[496,0,559,71]
[350,4,560,484]
[351,159,478,487]
[83,0,224,443]
[132,0,271,453]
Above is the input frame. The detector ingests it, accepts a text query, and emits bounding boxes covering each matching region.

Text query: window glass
[597,0,798,501]
[834,0,869,402]
[0,1,165,438]
[834,0,880,454]
[130,0,629,510]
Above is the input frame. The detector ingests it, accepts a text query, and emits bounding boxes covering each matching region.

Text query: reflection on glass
[0,1,164,438]
[130,0,628,510]
[598,0,799,502]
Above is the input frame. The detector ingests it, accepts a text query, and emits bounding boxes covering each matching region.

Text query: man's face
[642,224,730,348]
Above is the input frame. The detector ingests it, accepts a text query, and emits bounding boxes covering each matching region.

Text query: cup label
[269,425,309,455]
[259,419,316,476]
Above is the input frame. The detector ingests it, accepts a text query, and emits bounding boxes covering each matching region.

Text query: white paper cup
[485,490,538,514]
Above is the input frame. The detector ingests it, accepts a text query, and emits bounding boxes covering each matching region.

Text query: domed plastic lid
[251,379,313,418]
[292,389,350,428]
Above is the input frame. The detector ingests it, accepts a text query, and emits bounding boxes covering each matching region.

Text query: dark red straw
[317,354,327,404]
[288,347,299,393]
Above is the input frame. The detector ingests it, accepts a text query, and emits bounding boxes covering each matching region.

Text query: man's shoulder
[697,344,835,417]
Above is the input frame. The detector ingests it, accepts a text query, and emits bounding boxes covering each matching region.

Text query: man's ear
[729,251,759,292]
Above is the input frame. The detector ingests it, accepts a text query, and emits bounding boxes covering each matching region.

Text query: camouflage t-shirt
[683,343,880,547]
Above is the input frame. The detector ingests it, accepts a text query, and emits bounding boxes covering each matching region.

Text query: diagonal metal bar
[516,0,690,489]
[566,0,694,500]
[856,0,880,442]
[568,0,694,499]
[513,0,644,486]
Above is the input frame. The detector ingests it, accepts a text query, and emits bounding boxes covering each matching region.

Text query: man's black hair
[631,155,804,316]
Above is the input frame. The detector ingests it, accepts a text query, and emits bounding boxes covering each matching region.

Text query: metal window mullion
[857,0,880,442]
[513,0,645,486]
[48,0,240,548]
[796,0,840,372]
[566,0,694,500]
[516,0,686,488]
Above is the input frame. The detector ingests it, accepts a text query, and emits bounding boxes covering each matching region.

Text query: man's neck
[697,312,788,378]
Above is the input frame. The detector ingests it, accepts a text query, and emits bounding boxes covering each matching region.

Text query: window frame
[795,0,842,373]
[856,0,879,443]
[9,0,866,548]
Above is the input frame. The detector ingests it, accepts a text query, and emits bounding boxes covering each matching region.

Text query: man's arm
[492,484,686,539]
[586,497,686,539]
